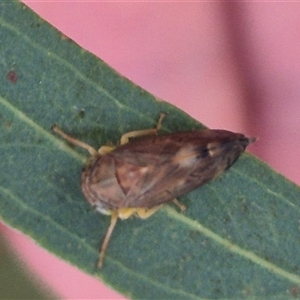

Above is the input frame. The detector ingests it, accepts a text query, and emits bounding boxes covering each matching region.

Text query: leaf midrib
[165,206,300,285]
[3,178,300,293]
[0,186,205,300]
[2,93,299,286]
[0,95,85,162]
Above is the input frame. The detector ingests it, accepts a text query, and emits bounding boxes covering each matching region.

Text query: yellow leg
[135,205,163,219]
[98,145,116,155]
[172,199,186,212]
[52,125,97,156]
[117,208,139,219]
[97,212,118,268]
[120,113,166,145]
[53,113,166,153]
[97,205,162,268]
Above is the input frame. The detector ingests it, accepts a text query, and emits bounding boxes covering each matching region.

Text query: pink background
[2,2,300,299]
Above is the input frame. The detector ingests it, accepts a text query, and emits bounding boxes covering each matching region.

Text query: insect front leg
[52,125,97,156]
[120,113,166,145]
[98,145,116,155]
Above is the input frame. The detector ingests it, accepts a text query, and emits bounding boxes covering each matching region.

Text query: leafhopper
[52,114,255,267]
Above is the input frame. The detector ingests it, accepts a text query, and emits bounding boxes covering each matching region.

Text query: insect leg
[172,199,186,212]
[98,145,116,155]
[135,205,163,219]
[97,212,119,268]
[117,208,139,219]
[52,125,97,156]
[120,113,166,145]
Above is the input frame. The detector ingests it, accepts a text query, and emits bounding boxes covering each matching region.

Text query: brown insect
[52,114,255,268]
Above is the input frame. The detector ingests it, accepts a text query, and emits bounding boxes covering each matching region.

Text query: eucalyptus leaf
[0,234,55,299]
[1,2,300,299]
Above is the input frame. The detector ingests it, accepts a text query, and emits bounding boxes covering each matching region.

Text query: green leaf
[1,2,300,299]
[0,234,56,299]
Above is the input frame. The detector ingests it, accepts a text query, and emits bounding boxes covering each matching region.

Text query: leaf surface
[1,2,300,299]
[0,233,55,299]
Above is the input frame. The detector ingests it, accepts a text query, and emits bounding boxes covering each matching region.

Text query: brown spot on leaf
[290,286,300,298]
[7,70,18,83]
[60,33,69,40]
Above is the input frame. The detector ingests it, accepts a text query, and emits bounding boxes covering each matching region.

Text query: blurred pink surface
[2,2,300,299]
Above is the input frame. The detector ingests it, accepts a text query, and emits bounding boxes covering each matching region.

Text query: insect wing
[109,129,252,208]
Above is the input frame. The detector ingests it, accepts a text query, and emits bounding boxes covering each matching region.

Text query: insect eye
[197,146,210,158]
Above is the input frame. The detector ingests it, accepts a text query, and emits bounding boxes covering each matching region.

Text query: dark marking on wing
[81,129,253,210]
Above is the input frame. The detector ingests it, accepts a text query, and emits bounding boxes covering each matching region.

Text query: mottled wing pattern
[109,130,251,208]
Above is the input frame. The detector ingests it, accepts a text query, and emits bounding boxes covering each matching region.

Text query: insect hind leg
[172,199,186,212]
[135,205,163,219]
[120,113,166,145]
[97,212,118,268]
